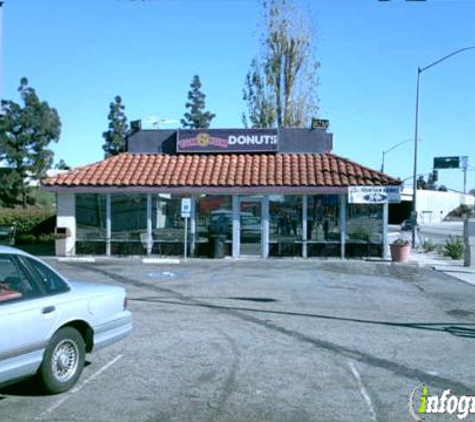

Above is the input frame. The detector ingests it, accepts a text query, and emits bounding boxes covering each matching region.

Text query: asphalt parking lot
[1,259,475,422]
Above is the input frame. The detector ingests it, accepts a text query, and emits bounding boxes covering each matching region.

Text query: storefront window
[76,194,107,254]
[307,195,341,257]
[151,194,191,255]
[195,195,232,257]
[346,204,383,257]
[111,194,147,255]
[269,195,302,257]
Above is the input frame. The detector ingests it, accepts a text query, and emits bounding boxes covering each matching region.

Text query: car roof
[0,245,69,284]
[0,245,34,258]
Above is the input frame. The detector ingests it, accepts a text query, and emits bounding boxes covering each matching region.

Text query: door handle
[42,306,56,314]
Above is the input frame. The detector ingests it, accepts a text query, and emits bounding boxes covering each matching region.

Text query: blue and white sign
[181,198,192,218]
[348,186,401,204]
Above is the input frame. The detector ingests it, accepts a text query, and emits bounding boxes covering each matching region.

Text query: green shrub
[0,209,55,245]
[442,236,465,260]
[445,204,474,219]
[38,233,56,244]
[392,238,410,246]
[0,209,54,235]
[15,233,37,245]
[350,227,371,242]
[423,239,437,252]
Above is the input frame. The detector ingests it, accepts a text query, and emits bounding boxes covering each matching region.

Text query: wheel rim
[51,339,79,383]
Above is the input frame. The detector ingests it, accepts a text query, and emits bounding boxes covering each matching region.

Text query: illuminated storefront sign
[177,129,279,153]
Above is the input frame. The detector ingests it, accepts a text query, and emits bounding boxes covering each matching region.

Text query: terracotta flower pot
[390,244,411,263]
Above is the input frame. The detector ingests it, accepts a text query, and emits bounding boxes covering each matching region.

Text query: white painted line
[58,257,96,263]
[348,361,377,422]
[36,354,123,420]
[142,258,180,264]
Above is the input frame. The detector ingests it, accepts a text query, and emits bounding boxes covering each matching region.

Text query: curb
[142,258,181,265]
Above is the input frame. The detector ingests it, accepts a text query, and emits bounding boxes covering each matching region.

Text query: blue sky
[2,0,475,192]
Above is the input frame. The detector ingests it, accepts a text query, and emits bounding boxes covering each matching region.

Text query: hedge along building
[42,126,402,258]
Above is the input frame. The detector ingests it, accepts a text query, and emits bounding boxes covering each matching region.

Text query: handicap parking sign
[181,198,191,218]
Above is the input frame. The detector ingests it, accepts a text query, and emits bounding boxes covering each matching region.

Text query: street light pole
[411,46,475,248]
[412,68,421,247]
[381,139,418,173]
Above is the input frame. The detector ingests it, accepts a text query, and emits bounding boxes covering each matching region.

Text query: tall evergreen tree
[0,77,61,207]
[243,0,319,128]
[181,75,215,129]
[102,95,128,157]
[55,159,71,170]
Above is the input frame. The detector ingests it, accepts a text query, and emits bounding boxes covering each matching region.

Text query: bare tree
[243,0,319,128]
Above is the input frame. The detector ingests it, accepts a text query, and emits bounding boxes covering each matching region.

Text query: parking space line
[348,361,377,422]
[35,354,123,421]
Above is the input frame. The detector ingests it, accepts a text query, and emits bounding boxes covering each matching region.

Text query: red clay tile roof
[42,153,401,188]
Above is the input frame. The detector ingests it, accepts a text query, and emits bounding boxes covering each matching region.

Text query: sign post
[181,198,191,261]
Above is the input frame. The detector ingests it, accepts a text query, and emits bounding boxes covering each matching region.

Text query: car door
[0,254,60,385]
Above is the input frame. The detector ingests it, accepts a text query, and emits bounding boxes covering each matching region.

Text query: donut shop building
[42,127,401,259]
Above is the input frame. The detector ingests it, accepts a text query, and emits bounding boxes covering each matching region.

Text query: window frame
[16,255,71,297]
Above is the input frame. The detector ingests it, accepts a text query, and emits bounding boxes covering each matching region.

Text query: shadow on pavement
[130,296,475,339]
[0,361,92,397]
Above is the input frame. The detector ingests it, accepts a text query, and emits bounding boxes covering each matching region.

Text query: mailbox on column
[464,218,475,267]
[54,227,71,257]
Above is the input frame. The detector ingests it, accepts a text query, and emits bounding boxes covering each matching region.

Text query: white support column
[190,195,196,257]
[262,196,269,258]
[383,203,389,260]
[232,195,240,258]
[106,193,111,256]
[146,194,152,256]
[56,192,76,257]
[302,195,308,258]
[340,194,346,259]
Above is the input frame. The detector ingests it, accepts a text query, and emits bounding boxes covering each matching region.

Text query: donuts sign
[177,129,279,153]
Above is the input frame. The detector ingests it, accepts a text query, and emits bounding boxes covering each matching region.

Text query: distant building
[390,188,475,225]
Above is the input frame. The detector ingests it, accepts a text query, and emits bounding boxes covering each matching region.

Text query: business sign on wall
[177,129,279,153]
[348,186,401,204]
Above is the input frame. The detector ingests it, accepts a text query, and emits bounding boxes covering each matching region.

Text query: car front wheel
[38,327,85,394]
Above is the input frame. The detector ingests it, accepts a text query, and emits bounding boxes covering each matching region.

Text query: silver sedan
[0,246,132,394]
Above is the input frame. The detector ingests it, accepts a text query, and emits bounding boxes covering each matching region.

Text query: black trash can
[210,234,226,259]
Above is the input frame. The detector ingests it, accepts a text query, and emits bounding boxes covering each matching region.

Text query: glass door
[240,196,262,256]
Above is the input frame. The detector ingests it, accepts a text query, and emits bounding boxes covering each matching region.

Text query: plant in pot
[390,238,411,263]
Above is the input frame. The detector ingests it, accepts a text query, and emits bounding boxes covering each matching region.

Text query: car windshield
[242,217,260,226]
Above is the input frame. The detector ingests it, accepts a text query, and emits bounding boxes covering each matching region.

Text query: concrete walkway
[408,249,475,286]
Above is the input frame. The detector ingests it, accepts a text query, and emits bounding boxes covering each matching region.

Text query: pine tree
[181,75,215,129]
[55,159,71,170]
[0,77,61,207]
[102,95,128,157]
